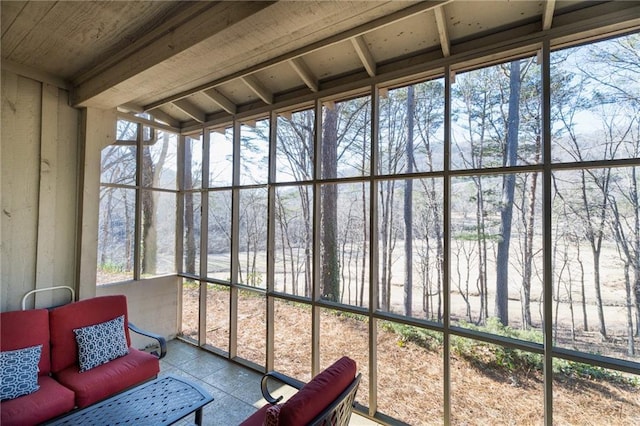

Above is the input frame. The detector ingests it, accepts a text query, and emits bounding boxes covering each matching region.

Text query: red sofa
[0,295,166,426]
[241,356,361,426]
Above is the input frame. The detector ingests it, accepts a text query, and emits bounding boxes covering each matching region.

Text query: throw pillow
[265,404,281,426]
[73,315,129,372]
[0,344,42,400]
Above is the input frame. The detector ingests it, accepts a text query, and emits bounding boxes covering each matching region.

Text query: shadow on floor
[160,339,379,426]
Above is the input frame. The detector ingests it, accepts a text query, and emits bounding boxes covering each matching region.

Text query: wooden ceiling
[2,1,639,130]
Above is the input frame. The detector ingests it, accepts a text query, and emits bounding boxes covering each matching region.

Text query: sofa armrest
[260,371,306,404]
[128,322,167,359]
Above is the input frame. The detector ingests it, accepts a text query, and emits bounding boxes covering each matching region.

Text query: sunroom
[2,1,640,424]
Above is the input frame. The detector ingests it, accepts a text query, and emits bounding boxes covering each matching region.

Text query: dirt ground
[180,285,640,426]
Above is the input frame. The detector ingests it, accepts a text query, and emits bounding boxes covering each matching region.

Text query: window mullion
[199,130,210,347]
[134,123,143,281]
[443,64,453,426]
[542,39,554,426]
[266,110,277,371]
[230,120,241,359]
[311,98,323,376]
[369,84,379,418]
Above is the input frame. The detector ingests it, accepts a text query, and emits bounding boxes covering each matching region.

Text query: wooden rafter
[142,1,450,112]
[203,88,236,115]
[434,6,451,57]
[543,0,556,30]
[289,57,319,92]
[172,99,206,123]
[242,75,273,105]
[148,109,180,128]
[351,35,376,77]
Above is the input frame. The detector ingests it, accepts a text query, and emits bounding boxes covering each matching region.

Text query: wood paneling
[1,71,42,310]
[1,70,79,311]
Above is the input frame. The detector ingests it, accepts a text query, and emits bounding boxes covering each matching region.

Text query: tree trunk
[475,177,488,324]
[522,137,540,329]
[624,262,635,356]
[495,60,521,326]
[580,168,609,339]
[184,142,196,275]
[321,107,340,302]
[142,147,157,275]
[276,197,288,293]
[631,166,640,336]
[404,86,415,316]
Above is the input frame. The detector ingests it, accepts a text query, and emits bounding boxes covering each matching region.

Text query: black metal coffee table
[48,374,214,425]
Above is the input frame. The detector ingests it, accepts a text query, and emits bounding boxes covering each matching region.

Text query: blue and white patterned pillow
[0,344,42,400]
[73,315,129,372]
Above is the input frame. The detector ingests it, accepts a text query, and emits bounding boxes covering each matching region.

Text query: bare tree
[321,106,340,301]
[495,60,522,325]
[404,86,415,316]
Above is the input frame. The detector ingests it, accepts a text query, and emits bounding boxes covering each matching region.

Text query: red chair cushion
[0,309,51,375]
[49,295,132,373]
[0,375,75,426]
[278,356,356,426]
[54,347,159,408]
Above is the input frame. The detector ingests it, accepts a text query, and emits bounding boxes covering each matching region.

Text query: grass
[385,316,638,389]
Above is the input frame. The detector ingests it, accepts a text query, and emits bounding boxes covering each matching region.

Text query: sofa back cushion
[0,309,51,375]
[278,356,356,425]
[49,295,132,373]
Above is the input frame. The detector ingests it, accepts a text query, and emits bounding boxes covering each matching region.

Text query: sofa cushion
[49,295,132,373]
[278,356,356,425]
[74,315,129,372]
[55,347,159,408]
[0,309,51,375]
[0,345,42,400]
[0,375,75,426]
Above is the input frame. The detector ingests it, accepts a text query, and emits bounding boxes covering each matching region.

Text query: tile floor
[159,339,379,425]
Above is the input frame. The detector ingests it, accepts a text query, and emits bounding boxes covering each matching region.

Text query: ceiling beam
[149,109,180,128]
[242,75,273,105]
[203,88,237,115]
[117,103,145,114]
[351,36,377,77]
[71,1,277,107]
[144,0,450,111]
[434,6,451,57]
[1,59,71,90]
[289,57,319,92]
[180,2,640,133]
[543,0,556,31]
[172,99,206,123]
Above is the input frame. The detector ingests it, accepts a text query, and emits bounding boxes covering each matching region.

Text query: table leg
[195,407,203,426]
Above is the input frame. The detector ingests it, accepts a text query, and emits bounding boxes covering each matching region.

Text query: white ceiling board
[155,103,192,125]
[254,62,304,95]
[445,1,543,42]
[216,80,261,107]
[185,92,226,118]
[363,11,441,63]
[302,39,363,81]
[1,2,54,54]
[1,1,182,80]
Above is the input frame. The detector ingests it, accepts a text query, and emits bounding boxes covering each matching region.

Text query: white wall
[96,276,179,347]
[1,70,79,311]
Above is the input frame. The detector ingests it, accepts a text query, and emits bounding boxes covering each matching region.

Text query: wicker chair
[241,356,361,426]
